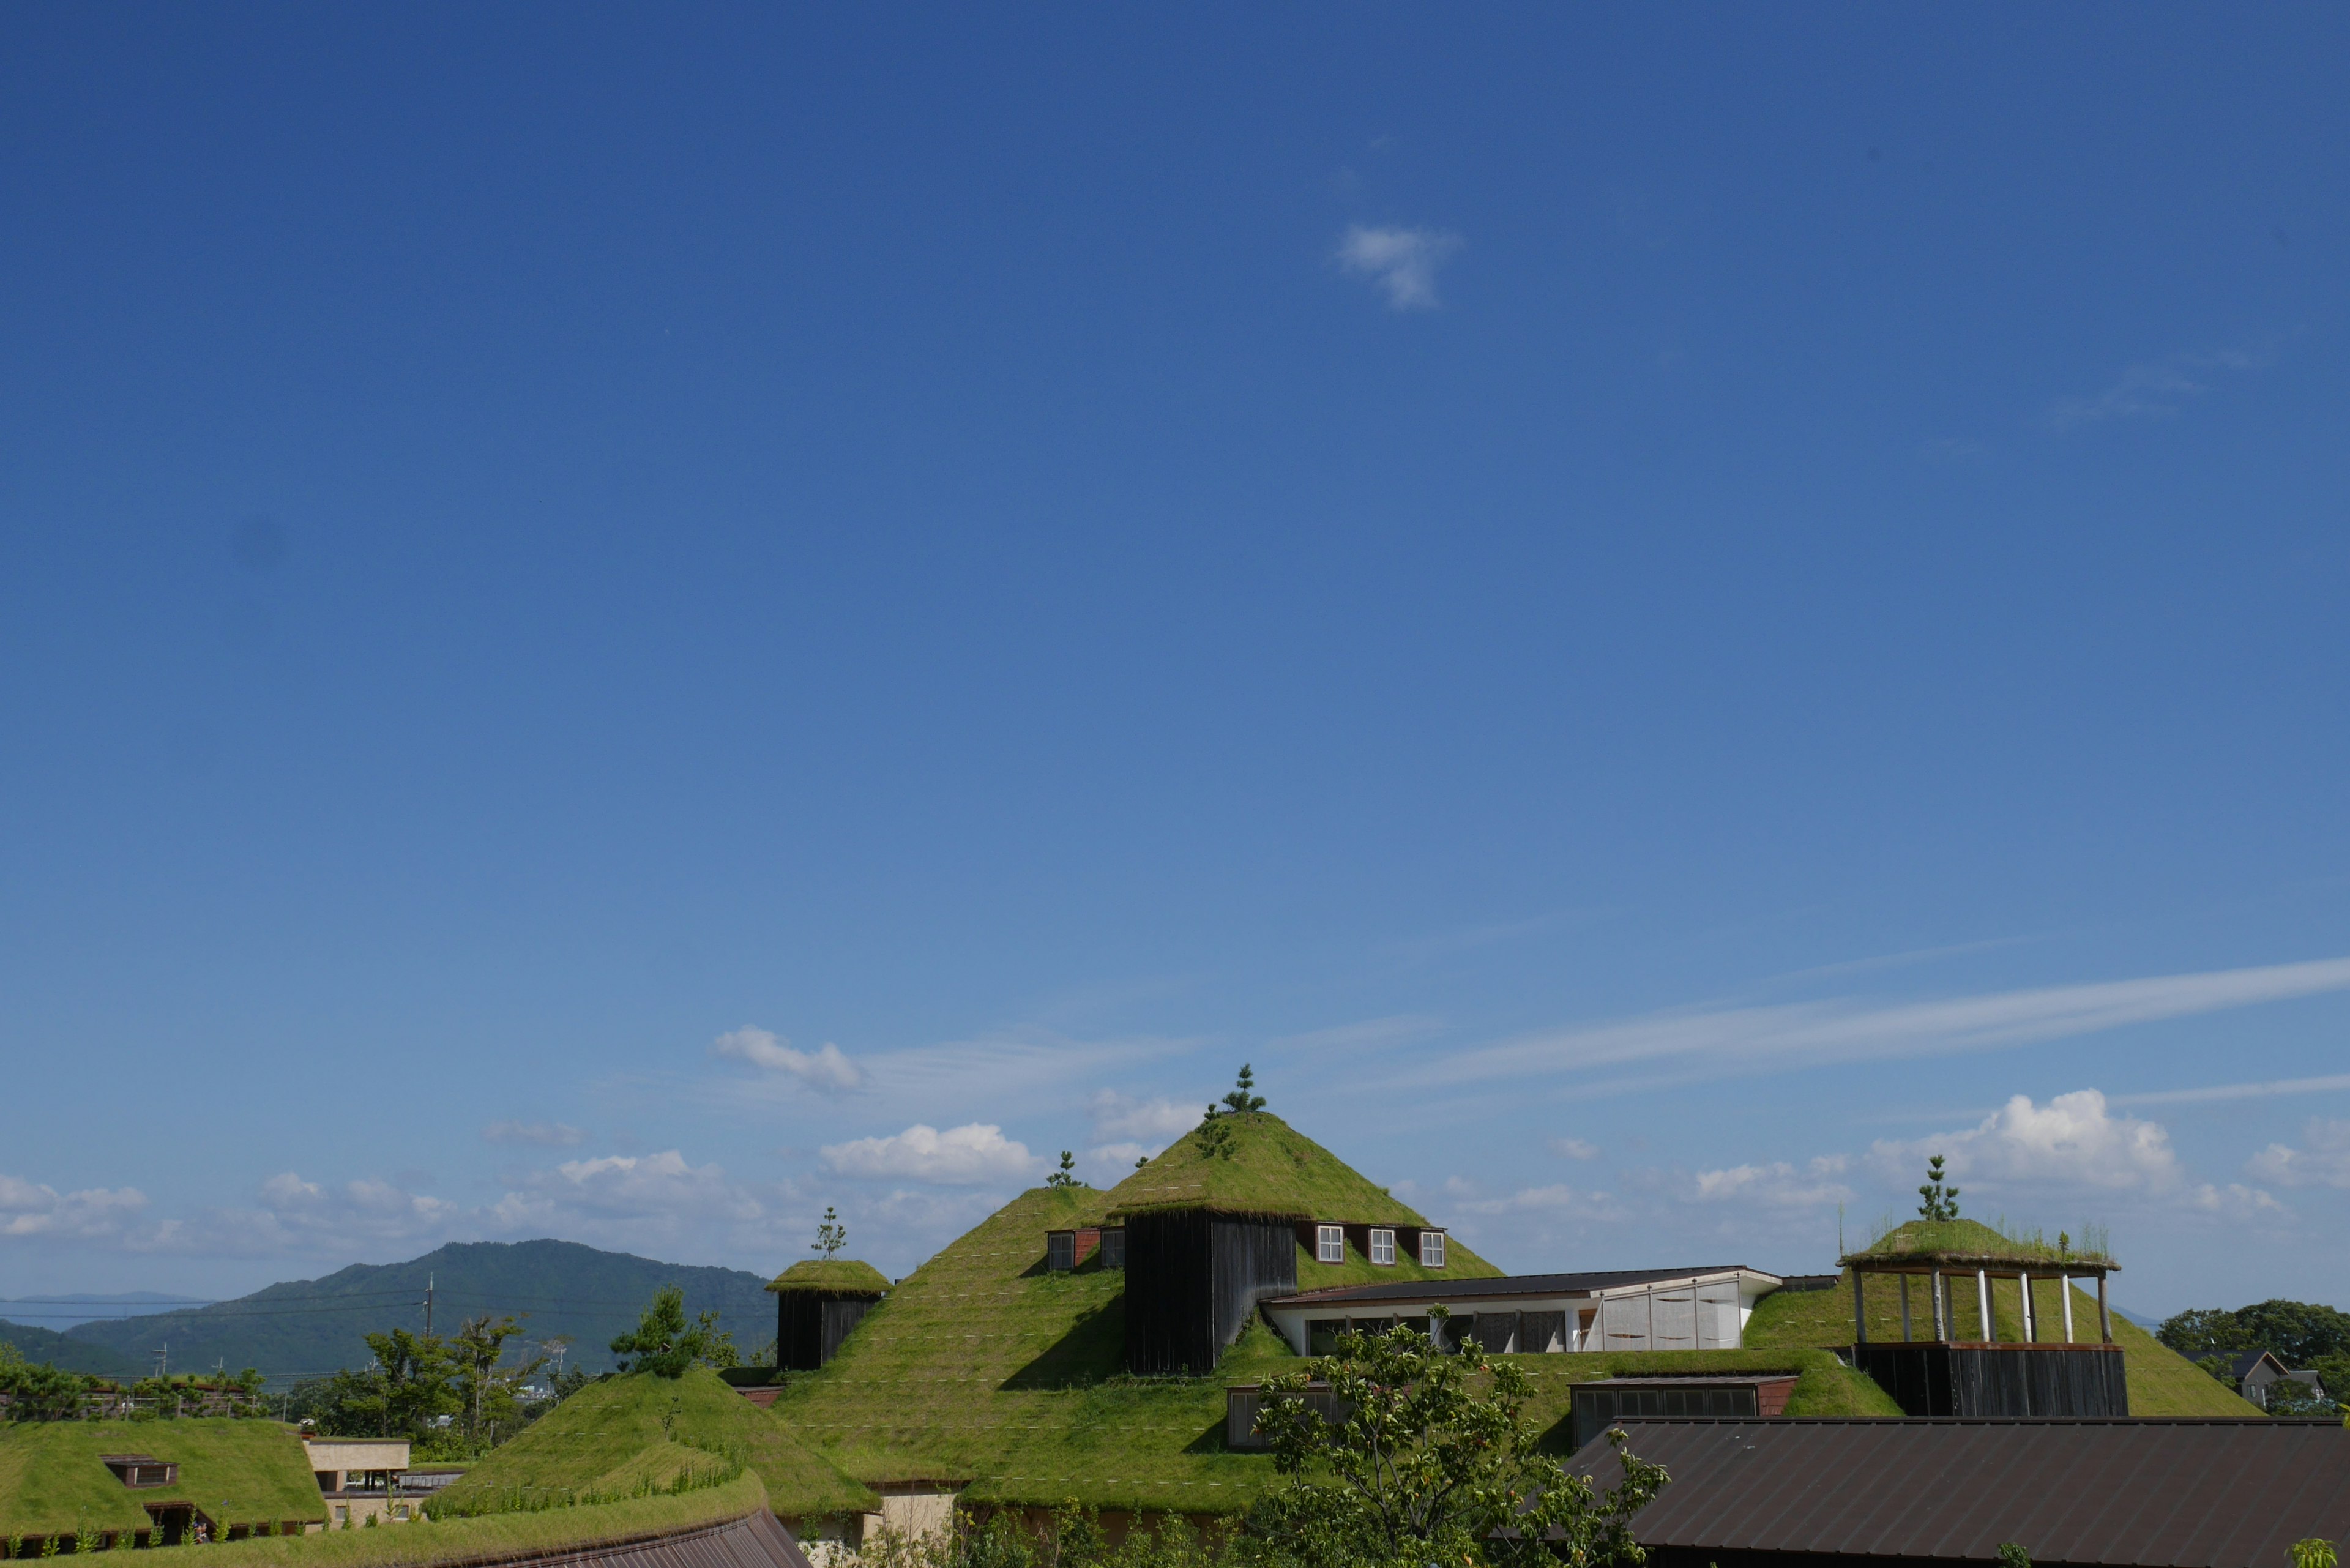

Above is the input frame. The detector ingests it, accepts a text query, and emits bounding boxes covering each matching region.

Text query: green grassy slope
[1744,1272,2264,1416]
[1103,1113,1433,1223]
[774,1184,1287,1514]
[0,1320,141,1376]
[65,1241,775,1381]
[428,1369,874,1520]
[0,1420,326,1538]
[203,1474,767,1568]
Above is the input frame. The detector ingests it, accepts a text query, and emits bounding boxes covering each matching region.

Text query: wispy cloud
[2110,1072,2350,1107]
[1336,225,1463,310]
[1088,1089,1199,1142]
[1548,1138,1600,1160]
[2045,345,2274,431]
[1392,956,2350,1097]
[1691,1157,1851,1209]
[711,1027,863,1092]
[482,1120,586,1148]
[1269,1015,1446,1054]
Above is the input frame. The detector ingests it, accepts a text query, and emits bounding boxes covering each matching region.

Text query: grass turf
[428,1368,875,1521]
[767,1260,892,1295]
[195,1474,768,1568]
[1742,1272,2264,1416]
[0,1419,326,1539]
[1102,1113,1435,1225]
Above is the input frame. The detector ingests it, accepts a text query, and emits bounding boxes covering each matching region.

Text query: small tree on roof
[811,1206,848,1260]
[1917,1154,1961,1221]
[1046,1150,1083,1188]
[1224,1062,1267,1114]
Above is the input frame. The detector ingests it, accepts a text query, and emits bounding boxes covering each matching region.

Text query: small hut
[766,1259,891,1372]
[1838,1219,2125,1416]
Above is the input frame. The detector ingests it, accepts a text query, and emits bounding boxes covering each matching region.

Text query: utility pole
[422,1275,435,1337]
[158,1342,169,1378]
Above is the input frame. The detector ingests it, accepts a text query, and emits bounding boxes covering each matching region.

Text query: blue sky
[4,6,2348,1327]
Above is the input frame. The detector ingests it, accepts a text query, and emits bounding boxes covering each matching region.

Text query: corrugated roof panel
[1567,1419,2350,1568]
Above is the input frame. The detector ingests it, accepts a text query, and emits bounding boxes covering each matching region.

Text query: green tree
[1223,1064,1267,1115]
[1917,1154,1960,1221]
[1245,1316,1665,1568]
[1046,1151,1082,1188]
[308,1329,460,1438]
[609,1286,736,1378]
[449,1315,549,1445]
[2159,1300,2350,1368]
[0,1342,91,1422]
[812,1206,848,1260]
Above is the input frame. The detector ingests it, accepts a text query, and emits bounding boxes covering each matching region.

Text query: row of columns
[1852,1266,2113,1346]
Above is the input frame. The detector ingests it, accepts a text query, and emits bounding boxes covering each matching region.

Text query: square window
[1316,1225,1344,1263]
[1046,1233,1075,1271]
[1370,1228,1395,1266]
[1419,1231,1446,1267]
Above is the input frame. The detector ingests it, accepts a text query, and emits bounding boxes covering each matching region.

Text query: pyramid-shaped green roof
[1840,1218,2117,1272]
[766,1258,892,1295]
[1102,1111,1431,1223]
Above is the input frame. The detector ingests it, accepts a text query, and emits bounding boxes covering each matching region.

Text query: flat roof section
[1563,1417,2350,1568]
[1269,1266,1777,1307]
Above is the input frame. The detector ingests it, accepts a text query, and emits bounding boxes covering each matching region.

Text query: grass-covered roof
[1102,1111,1433,1223]
[430,1367,875,1521]
[766,1259,892,1296]
[1840,1218,2118,1272]
[1744,1267,2255,1416]
[0,1419,326,1538]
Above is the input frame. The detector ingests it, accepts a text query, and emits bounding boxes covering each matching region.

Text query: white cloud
[2113,1072,2350,1107]
[1400,957,2350,1097]
[821,1123,1035,1185]
[1691,1157,1852,1208]
[1455,1184,1620,1219]
[1088,1089,1199,1142]
[1336,225,1463,310]
[1873,1089,2280,1217]
[482,1120,586,1147]
[2046,346,2272,430]
[1083,1143,1153,1179]
[2248,1119,2350,1189]
[1549,1138,1600,1160]
[0,1174,147,1239]
[712,1027,863,1092]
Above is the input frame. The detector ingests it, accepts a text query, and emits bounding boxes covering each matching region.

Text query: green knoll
[0,1419,324,1540]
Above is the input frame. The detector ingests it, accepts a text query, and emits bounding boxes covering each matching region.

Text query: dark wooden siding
[778,1293,880,1372]
[1854,1343,2129,1417]
[1123,1211,1297,1375]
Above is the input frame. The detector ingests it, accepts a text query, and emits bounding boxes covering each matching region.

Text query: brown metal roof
[1566,1418,2350,1568]
[419,1508,813,1568]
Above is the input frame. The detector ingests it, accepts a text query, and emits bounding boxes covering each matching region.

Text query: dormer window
[1419,1231,1445,1267]
[1369,1228,1396,1266]
[1316,1225,1344,1263]
[1047,1232,1075,1271]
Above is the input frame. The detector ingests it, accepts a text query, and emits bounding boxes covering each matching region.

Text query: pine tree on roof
[1917,1155,1961,1221]
[1222,1062,1267,1114]
[811,1206,847,1260]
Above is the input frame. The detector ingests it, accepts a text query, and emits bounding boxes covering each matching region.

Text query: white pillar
[1977,1269,1992,1342]
[2061,1276,2075,1343]
[2020,1272,2034,1342]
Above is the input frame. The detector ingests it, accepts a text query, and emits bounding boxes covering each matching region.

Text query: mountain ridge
[60,1239,777,1384]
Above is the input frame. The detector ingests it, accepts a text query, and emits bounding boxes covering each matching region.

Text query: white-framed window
[1316,1224,1345,1263]
[1419,1230,1446,1268]
[1370,1228,1396,1266]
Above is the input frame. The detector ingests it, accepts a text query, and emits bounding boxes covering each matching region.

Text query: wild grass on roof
[1843,1217,2117,1270]
[1102,1113,1433,1223]
[0,1419,324,1538]
[1742,1269,2260,1417]
[429,1368,875,1521]
[766,1260,892,1296]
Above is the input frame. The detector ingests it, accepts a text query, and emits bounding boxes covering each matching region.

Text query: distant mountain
[0,1293,215,1331]
[62,1240,778,1386]
[0,1319,143,1376]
